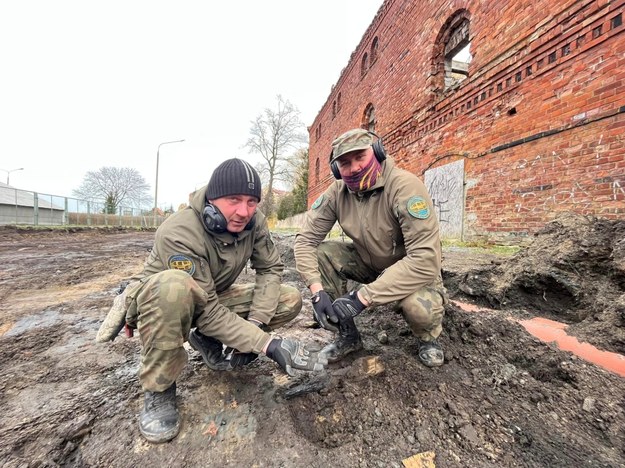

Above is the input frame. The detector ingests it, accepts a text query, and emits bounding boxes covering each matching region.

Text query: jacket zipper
[357,193,374,265]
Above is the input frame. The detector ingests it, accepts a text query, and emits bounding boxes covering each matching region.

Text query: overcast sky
[1,0,383,209]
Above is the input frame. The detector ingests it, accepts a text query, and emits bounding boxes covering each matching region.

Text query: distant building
[308,0,625,242]
[0,182,65,225]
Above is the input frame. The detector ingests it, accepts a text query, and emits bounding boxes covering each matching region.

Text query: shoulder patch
[168,254,196,275]
[407,196,430,219]
[311,195,324,210]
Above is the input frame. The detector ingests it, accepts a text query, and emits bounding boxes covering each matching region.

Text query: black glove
[225,319,267,369]
[332,291,367,321]
[228,351,258,368]
[266,338,328,376]
[311,290,339,332]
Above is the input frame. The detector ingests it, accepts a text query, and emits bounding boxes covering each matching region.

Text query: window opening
[361,53,369,78]
[446,42,472,89]
[562,43,571,56]
[370,37,379,63]
[432,10,472,94]
[363,104,376,132]
[592,25,602,38]
[548,51,557,63]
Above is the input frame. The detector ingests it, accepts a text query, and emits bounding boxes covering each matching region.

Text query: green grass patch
[442,239,520,255]
[272,226,345,239]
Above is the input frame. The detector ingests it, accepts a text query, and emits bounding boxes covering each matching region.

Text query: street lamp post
[154,140,185,227]
[1,167,24,185]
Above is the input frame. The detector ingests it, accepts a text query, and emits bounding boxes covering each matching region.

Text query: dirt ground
[1,214,624,467]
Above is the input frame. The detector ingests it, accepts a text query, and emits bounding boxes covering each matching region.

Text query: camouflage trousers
[317,240,447,342]
[124,270,301,392]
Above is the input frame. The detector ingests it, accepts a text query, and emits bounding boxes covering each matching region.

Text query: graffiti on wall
[425,159,464,239]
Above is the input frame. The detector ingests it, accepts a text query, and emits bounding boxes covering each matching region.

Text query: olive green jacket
[134,186,283,352]
[294,158,442,305]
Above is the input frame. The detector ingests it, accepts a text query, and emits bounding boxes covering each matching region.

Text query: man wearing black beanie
[97,158,326,444]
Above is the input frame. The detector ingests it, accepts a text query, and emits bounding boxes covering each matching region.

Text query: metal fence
[0,185,165,227]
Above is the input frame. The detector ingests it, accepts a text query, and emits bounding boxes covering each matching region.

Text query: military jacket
[135,185,283,326]
[294,158,442,305]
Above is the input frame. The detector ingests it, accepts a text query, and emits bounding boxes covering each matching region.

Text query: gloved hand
[266,338,328,376]
[225,319,267,369]
[228,351,258,368]
[311,290,339,332]
[332,291,367,321]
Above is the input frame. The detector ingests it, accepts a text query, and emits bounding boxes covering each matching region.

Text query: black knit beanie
[205,158,262,201]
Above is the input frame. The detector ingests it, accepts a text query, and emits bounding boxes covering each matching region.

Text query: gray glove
[266,338,328,376]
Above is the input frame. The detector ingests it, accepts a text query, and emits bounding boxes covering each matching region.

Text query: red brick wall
[308,0,625,242]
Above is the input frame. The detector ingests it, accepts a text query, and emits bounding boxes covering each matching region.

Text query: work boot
[139,382,180,443]
[321,316,363,363]
[188,329,230,371]
[418,339,444,367]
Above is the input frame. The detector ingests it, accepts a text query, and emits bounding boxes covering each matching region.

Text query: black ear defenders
[202,203,256,234]
[331,131,387,180]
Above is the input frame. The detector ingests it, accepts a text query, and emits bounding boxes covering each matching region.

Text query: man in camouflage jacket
[97,158,326,444]
[294,128,448,368]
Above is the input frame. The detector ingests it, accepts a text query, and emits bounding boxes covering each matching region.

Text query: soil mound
[455,213,625,353]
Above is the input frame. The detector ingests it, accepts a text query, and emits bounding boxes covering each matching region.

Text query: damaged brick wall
[307,0,625,242]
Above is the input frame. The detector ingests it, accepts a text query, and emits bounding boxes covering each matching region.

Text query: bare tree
[245,95,307,218]
[277,148,309,220]
[73,167,152,214]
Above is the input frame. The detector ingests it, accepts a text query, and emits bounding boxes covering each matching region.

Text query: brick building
[308,0,624,242]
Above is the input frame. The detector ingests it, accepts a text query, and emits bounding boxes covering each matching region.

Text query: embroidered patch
[407,196,430,219]
[168,254,195,275]
[311,195,324,210]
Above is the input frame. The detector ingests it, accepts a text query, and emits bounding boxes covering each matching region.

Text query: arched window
[370,36,379,63]
[362,103,376,132]
[315,158,320,184]
[315,124,322,141]
[432,10,472,92]
[361,53,369,78]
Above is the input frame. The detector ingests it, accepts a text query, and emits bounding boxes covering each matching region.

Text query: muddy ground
[0,213,624,467]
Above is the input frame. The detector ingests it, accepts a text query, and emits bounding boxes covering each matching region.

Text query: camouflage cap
[330,128,374,163]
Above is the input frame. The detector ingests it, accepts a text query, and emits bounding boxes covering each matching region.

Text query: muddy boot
[418,339,444,367]
[139,382,180,443]
[321,316,363,363]
[188,329,230,371]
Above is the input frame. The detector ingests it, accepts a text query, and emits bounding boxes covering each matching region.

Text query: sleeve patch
[311,195,324,210]
[407,196,430,219]
[168,254,196,275]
